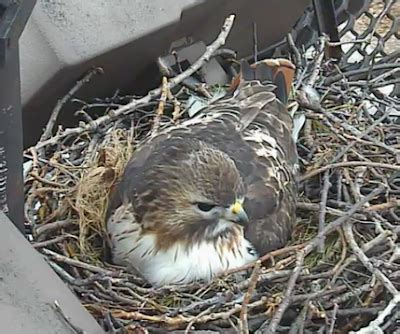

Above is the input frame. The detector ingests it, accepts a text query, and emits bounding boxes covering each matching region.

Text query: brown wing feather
[107,58,298,257]
[200,59,298,255]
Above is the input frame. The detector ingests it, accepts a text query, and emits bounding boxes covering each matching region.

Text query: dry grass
[75,129,134,258]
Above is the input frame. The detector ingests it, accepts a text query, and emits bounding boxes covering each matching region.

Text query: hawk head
[119,138,249,250]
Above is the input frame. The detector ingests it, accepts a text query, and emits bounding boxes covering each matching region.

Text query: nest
[24,2,400,333]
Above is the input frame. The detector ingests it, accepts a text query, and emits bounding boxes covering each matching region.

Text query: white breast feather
[107,204,257,286]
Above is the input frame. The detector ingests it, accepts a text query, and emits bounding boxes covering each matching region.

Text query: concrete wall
[19,0,311,147]
[0,212,105,334]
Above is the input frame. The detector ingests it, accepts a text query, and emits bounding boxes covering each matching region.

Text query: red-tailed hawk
[106,59,298,286]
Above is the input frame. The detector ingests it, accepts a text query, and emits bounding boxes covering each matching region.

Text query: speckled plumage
[106,59,299,286]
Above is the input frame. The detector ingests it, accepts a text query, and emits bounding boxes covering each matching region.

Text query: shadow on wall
[22,0,310,148]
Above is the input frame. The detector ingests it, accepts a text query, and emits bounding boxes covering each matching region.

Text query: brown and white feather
[106,59,298,286]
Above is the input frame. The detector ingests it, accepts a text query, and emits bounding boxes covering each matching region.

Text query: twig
[300,102,400,156]
[366,200,400,212]
[39,67,102,144]
[265,251,305,333]
[327,38,370,47]
[299,161,400,182]
[239,260,261,334]
[329,107,394,164]
[296,202,366,220]
[169,89,182,122]
[35,220,74,238]
[286,33,302,70]
[47,260,76,284]
[113,302,255,326]
[184,307,218,334]
[324,63,400,85]
[226,244,304,275]
[53,300,86,334]
[343,222,398,296]
[33,235,71,248]
[252,22,258,63]
[34,15,236,151]
[328,303,339,334]
[318,170,332,252]
[351,294,400,334]
[348,68,400,87]
[42,248,116,275]
[307,36,327,86]
[288,301,309,334]
[152,76,168,135]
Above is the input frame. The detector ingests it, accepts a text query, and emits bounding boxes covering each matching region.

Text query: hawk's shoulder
[108,58,299,256]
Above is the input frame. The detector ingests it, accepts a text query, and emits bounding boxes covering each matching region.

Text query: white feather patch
[243,130,277,147]
[107,204,257,286]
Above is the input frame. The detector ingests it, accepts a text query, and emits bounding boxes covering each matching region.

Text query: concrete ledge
[0,212,105,334]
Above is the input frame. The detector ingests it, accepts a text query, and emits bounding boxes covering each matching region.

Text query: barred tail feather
[232,58,296,105]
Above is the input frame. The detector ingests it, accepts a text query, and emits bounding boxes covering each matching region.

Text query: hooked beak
[225,201,249,226]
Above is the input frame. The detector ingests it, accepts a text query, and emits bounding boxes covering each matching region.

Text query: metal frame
[312,0,342,60]
[0,0,36,233]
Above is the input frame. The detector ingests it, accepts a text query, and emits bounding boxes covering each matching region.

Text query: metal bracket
[0,0,36,67]
[312,0,343,60]
[0,0,36,233]
[157,40,231,94]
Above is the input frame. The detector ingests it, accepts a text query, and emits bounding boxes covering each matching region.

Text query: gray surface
[0,212,105,334]
[19,0,200,105]
[0,27,25,233]
[20,0,311,147]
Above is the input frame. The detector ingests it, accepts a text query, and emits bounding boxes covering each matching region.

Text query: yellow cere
[232,201,243,214]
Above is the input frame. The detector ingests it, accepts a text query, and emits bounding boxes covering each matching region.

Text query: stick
[40,67,102,144]
[41,248,116,275]
[239,260,261,334]
[35,220,74,238]
[299,102,400,156]
[288,302,309,334]
[32,235,71,248]
[266,251,305,333]
[286,33,302,70]
[296,202,366,220]
[307,36,327,86]
[299,161,400,182]
[226,244,304,275]
[350,294,400,334]
[329,107,394,164]
[343,223,398,296]
[34,15,236,151]
[252,22,258,63]
[328,304,339,334]
[318,170,331,252]
[53,300,86,334]
[264,186,386,333]
[366,200,400,212]
[152,76,169,135]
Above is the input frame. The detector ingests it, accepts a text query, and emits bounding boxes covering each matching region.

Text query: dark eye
[196,203,216,212]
